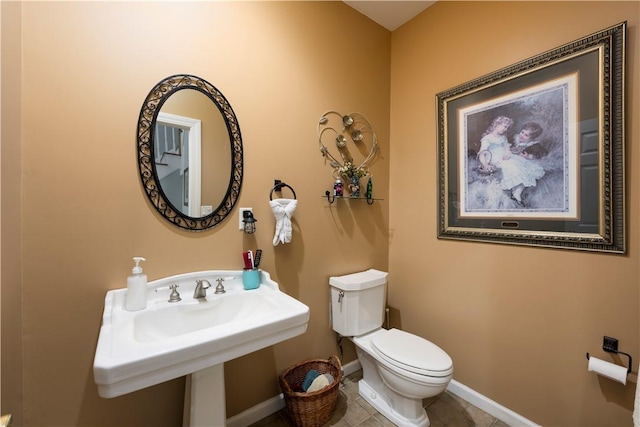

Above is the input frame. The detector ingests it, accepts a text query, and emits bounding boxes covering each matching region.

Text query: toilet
[329,269,453,427]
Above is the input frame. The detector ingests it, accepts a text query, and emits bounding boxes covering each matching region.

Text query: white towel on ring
[270,198,297,246]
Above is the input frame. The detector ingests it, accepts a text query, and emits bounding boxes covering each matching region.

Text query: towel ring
[270,181,297,200]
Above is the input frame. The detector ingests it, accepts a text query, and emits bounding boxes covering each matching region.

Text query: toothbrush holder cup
[242,269,260,290]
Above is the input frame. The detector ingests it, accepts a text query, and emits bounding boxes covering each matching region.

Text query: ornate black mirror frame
[137,74,243,231]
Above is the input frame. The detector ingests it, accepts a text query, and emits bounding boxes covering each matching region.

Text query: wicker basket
[279,355,343,427]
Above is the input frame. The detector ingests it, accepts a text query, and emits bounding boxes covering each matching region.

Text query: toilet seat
[371,329,453,377]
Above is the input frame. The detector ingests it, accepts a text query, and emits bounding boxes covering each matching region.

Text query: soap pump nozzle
[132,257,146,274]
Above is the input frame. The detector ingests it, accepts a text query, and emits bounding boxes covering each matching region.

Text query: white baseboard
[227,360,538,427]
[447,379,540,427]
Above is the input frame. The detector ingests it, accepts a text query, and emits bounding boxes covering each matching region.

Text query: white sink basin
[134,291,282,343]
[93,270,309,399]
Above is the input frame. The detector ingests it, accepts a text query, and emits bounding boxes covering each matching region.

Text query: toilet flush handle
[338,291,344,303]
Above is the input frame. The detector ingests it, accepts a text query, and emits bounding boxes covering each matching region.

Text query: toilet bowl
[329,269,453,427]
[353,328,453,426]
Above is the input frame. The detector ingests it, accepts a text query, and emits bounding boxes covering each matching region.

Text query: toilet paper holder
[586,335,633,374]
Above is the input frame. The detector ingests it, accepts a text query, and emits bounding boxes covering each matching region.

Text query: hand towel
[302,369,320,392]
[306,374,331,393]
[270,198,297,246]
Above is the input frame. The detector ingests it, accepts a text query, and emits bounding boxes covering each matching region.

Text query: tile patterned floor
[249,370,510,427]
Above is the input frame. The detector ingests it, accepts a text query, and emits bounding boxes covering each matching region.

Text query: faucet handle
[155,284,182,302]
[214,277,226,294]
[168,284,182,302]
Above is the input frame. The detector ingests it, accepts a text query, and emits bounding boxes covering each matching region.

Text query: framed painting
[436,22,626,253]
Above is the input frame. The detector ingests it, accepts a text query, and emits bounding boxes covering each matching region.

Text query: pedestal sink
[93,270,310,426]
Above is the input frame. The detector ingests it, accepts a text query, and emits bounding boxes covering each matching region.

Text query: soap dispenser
[126,257,147,311]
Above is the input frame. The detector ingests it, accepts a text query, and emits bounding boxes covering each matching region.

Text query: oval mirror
[137,75,243,231]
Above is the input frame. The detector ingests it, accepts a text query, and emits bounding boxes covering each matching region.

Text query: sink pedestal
[183,364,226,427]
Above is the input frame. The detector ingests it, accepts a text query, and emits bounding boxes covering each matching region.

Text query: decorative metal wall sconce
[317,111,379,204]
[242,210,257,234]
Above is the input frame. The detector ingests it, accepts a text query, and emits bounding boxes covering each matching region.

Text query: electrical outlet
[603,336,618,353]
[239,208,253,230]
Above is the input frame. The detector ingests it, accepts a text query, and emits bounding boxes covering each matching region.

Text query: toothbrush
[242,251,253,269]
[254,249,262,268]
[248,250,255,269]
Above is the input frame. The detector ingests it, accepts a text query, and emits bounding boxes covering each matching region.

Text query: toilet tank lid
[329,269,388,291]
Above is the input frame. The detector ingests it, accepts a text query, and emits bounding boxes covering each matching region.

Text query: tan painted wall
[3,1,639,426]
[2,2,390,425]
[389,2,639,426]
[1,1,24,425]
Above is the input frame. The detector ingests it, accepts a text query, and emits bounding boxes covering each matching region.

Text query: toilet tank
[329,269,388,337]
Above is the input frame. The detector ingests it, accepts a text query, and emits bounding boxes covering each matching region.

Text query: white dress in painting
[479,133,545,191]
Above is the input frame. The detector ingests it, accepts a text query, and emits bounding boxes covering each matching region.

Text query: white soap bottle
[125,257,147,311]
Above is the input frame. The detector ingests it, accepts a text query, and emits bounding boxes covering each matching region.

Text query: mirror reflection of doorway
[154,113,202,217]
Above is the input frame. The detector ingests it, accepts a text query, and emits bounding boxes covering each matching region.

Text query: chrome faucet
[193,279,212,299]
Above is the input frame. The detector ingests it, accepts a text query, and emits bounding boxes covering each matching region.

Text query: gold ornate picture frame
[437,23,626,253]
